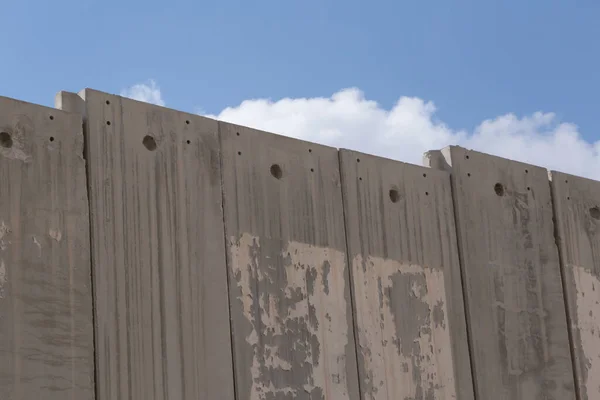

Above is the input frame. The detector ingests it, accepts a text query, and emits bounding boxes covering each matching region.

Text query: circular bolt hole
[465,155,470,159]
[389,189,400,203]
[50,137,55,142]
[186,140,191,144]
[106,121,111,126]
[106,100,111,105]
[525,169,529,174]
[185,120,190,125]
[565,180,568,184]
[527,186,531,191]
[467,173,471,177]
[49,115,54,120]
[238,151,242,155]
[236,132,240,136]
[494,183,505,196]
[357,158,360,163]
[423,173,427,177]
[0,132,13,148]
[142,135,157,151]
[270,164,283,179]
[567,196,571,200]
[590,207,600,220]
[359,177,363,181]
[310,168,314,172]
[309,148,312,153]
[425,191,429,196]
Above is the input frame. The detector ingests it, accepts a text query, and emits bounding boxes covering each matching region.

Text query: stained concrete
[220,122,360,400]
[426,146,576,400]
[550,171,600,400]
[0,96,94,399]
[57,89,235,400]
[340,149,474,400]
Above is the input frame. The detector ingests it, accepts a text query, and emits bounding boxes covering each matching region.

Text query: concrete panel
[425,146,575,399]
[220,122,360,400]
[0,96,94,398]
[550,171,600,400]
[339,150,474,400]
[58,89,234,400]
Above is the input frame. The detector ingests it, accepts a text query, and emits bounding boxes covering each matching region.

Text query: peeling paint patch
[229,233,350,400]
[0,259,6,299]
[572,265,600,398]
[49,229,62,242]
[0,221,10,250]
[351,254,455,400]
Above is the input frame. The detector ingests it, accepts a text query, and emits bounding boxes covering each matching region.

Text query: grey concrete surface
[58,89,235,400]
[550,171,600,400]
[426,146,576,400]
[339,149,474,400]
[219,122,360,400]
[0,96,94,399]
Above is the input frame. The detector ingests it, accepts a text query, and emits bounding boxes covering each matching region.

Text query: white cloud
[123,82,600,179]
[121,80,165,106]
[206,88,600,179]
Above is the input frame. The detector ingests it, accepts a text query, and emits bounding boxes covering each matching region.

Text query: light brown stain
[352,254,456,400]
[229,233,351,400]
[571,264,600,398]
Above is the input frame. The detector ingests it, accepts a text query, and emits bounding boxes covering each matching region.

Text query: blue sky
[2,0,600,176]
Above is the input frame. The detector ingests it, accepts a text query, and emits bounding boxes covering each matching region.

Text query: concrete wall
[0,88,599,399]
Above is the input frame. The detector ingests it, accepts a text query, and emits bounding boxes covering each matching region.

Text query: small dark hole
[465,155,470,159]
[106,121,111,126]
[236,132,240,136]
[357,158,360,163]
[238,151,242,155]
[389,189,400,203]
[359,177,363,181]
[50,137,55,142]
[308,149,312,153]
[525,169,529,174]
[186,140,191,144]
[565,180,568,184]
[49,115,54,120]
[142,135,157,151]
[590,207,600,220]
[0,132,13,148]
[185,120,190,125]
[270,164,283,179]
[567,196,571,200]
[310,168,314,172]
[467,173,471,177]
[423,173,427,177]
[106,100,110,105]
[494,183,505,196]
[425,191,429,196]
[527,187,531,191]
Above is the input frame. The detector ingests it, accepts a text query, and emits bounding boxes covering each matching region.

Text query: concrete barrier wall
[2,88,600,400]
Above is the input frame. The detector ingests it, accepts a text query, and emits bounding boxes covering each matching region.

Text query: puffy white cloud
[121,80,165,106]
[123,82,600,178]
[207,88,600,179]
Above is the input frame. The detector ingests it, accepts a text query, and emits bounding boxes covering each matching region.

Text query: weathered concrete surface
[220,122,360,400]
[58,89,234,400]
[0,96,94,398]
[340,150,474,400]
[551,171,600,400]
[425,146,575,400]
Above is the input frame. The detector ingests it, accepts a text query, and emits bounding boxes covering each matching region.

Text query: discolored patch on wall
[229,233,352,400]
[351,254,455,400]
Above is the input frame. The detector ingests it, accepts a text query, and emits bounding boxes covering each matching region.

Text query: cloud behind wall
[120,81,600,179]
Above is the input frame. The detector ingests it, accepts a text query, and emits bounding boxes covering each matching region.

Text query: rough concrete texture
[220,122,360,400]
[0,96,94,398]
[58,89,235,400]
[550,171,600,400]
[339,150,474,400]
[426,146,576,400]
